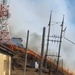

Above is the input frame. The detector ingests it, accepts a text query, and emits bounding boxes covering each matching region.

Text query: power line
[64,37,75,45]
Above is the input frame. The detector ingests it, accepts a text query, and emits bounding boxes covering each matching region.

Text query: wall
[0,53,11,75]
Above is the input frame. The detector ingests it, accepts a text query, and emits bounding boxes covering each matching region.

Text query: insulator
[55,35,57,38]
[54,35,55,37]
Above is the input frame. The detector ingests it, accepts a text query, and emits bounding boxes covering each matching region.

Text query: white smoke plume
[7,0,75,72]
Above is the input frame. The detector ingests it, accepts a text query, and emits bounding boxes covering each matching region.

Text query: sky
[5,0,75,73]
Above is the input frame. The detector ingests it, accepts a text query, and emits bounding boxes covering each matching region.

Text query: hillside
[12,49,48,75]
[8,45,72,75]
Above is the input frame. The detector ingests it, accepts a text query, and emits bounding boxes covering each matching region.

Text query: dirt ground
[12,68,49,75]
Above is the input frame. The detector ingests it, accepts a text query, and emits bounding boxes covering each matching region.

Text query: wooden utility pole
[62,59,63,73]
[39,27,46,75]
[24,30,29,75]
[56,16,64,73]
[44,11,52,68]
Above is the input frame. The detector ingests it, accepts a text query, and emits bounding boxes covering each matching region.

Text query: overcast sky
[6,0,75,73]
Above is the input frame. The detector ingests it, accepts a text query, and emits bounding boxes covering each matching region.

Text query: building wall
[0,53,11,75]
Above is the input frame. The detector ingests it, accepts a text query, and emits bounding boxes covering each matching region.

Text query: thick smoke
[28,33,41,54]
[10,30,42,54]
[8,0,75,72]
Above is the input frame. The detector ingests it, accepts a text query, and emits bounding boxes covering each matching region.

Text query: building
[11,37,24,48]
[0,43,14,75]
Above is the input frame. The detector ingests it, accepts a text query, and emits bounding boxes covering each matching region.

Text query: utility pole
[39,27,46,75]
[62,59,63,73]
[44,11,52,68]
[56,16,64,73]
[24,30,29,75]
